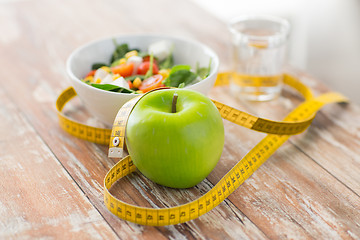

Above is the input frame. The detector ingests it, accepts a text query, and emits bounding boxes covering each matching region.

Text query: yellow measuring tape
[56,72,348,226]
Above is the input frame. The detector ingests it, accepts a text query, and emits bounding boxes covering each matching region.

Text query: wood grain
[0,88,118,239]
[209,84,360,239]
[0,0,359,239]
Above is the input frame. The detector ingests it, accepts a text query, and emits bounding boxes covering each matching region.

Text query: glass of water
[228,15,290,101]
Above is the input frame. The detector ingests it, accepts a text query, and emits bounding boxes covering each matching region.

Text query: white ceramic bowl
[66,34,219,126]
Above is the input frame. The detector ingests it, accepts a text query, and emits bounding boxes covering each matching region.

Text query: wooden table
[1,0,359,239]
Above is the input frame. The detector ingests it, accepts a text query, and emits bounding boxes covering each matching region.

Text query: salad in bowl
[82,40,212,94]
[66,34,219,125]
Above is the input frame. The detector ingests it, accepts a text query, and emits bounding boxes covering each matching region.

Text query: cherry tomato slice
[136,61,159,75]
[85,69,96,78]
[142,55,158,64]
[111,62,134,77]
[139,74,164,93]
[127,80,133,89]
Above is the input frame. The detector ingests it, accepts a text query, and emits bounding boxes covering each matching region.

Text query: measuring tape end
[108,147,124,158]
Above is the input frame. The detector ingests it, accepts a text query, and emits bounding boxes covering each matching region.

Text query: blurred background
[1,0,359,103]
[192,0,360,104]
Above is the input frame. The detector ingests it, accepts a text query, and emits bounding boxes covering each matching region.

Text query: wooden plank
[0,44,269,240]
[290,72,360,196]
[224,70,360,196]
[0,0,269,239]
[209,81,360,239]
[226,142,360,239]
[0,0,359,238]
[0,66,270,239]
[0,88,119,239]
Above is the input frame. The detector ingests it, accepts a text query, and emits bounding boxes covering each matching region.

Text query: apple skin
[125,88,224,188]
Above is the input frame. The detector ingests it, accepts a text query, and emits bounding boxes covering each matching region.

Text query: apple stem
[172,93,178,113]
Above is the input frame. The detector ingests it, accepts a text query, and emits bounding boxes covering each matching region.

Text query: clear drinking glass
[228,15,290,101]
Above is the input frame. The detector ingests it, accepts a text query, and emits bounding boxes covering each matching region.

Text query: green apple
[125,88,224,188]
